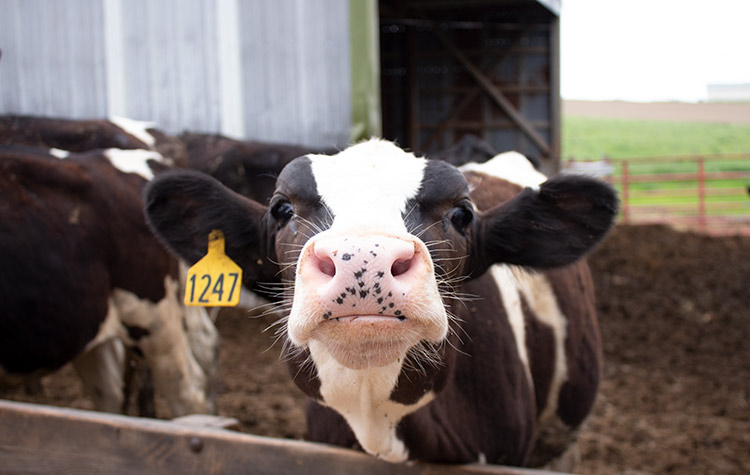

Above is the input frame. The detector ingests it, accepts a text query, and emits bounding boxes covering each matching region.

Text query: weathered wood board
[0,400,558,474]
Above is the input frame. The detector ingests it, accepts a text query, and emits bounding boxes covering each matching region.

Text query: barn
[0,0,561,172]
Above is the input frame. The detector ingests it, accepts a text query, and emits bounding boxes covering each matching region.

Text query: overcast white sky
[559,0,750,102]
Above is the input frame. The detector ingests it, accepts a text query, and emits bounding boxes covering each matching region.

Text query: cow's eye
[271,200,295,224]
[449,205,473,233]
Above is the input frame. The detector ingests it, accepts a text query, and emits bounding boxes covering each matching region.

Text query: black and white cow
[144,139,617,467]
[181,132,336,205]
[0,115,188,168]
[0,145,217,417]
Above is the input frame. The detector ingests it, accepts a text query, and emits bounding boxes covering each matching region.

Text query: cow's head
[145,139,617,460]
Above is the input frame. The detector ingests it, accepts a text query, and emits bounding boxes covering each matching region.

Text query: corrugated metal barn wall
[0,0,352,148]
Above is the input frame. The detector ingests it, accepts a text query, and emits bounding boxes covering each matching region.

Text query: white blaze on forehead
[460,151,546,189]
[309,139,426,232]
[49,148,70,159]
[109,116,157,147]
[103,148,165,181]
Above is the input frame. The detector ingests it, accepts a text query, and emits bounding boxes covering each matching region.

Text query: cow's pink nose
[311,236,418,280]
[302,235,427,318]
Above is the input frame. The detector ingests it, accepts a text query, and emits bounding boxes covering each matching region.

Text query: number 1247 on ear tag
[185,229,243,307]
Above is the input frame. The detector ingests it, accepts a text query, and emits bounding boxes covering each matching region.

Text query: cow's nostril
[317,256,336,277]
[391,258,413,277]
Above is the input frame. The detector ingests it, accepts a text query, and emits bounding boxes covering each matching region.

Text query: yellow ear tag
[184,229,243,307]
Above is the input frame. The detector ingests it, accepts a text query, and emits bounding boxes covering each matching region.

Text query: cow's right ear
[144,170,274,287]
[466,174,618,276]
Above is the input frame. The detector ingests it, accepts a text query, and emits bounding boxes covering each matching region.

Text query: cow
[144,139,617,468]
[0,115,188,169]
[180,132,336,205]
[0,144,218,417]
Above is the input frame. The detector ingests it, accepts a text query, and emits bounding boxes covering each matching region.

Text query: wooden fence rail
[563,154,750,236]
[0,400,560,475]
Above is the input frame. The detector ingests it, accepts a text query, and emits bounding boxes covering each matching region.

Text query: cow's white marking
[310,340,435,462]
[111,276,209,416]
[294,140,447,460]
[83,297,126,353]
[103,149,165,181]
[515,271,569,425]
[309,139,426,234]
[73,337,126,413]
[490,266,533,386]
[49,148,70,159]
[460,151,546,190]
[109,116,157,147]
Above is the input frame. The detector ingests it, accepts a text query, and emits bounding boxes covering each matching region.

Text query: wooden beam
[423,25,532,151]
[407,26,420,151]
[427,22,551,156]
[546,15,561,175]
[0,400,554,475]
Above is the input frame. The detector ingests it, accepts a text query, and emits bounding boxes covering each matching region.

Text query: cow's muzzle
[288,232,448,369]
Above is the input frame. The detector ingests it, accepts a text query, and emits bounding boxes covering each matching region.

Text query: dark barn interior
[379,0,561,175]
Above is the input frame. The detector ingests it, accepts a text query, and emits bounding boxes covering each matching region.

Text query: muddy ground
[3,224,749,474]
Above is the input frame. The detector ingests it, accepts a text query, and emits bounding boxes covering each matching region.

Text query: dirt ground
[563,100,750,124]
[2,224,748,474]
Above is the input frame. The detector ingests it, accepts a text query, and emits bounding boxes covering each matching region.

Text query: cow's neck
[308,340,435,462]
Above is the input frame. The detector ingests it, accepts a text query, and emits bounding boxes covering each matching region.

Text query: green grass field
[562,116,750,160]
[561,116,750,223]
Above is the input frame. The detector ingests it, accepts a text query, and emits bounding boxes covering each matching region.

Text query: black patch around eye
[271,200,294,225]
[449,205,473,233]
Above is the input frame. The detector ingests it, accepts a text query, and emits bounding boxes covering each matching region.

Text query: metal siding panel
[323,0,352,146]
[0,0,105,118]
[1,0,352,142]
[216,0,245,137]
[67,0,107,118]
[14,0,55,114]
[238,0,265,139]
[121,0,152,121]
[174,0,220,133]
[147,0,179,129]
[120,0,221,133]
[240,0,350,147]
[0,0,23,112]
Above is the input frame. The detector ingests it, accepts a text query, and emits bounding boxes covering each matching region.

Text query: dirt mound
[579,225,749,474]
[2,225,748,473]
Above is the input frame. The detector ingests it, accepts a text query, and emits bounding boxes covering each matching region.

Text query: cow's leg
[73,338,125,413]
[121,348,156,417]
[182,305,219,414]
[112,276,215,417]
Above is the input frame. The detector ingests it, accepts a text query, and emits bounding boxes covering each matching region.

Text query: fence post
[622,160,630,224]
[698,157,706,231]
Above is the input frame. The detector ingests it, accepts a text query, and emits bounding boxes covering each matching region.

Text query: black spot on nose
[342,253,352,261]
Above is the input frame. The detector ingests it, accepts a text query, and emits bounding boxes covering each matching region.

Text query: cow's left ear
[467,175,618,276]
[144,170,277,290]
